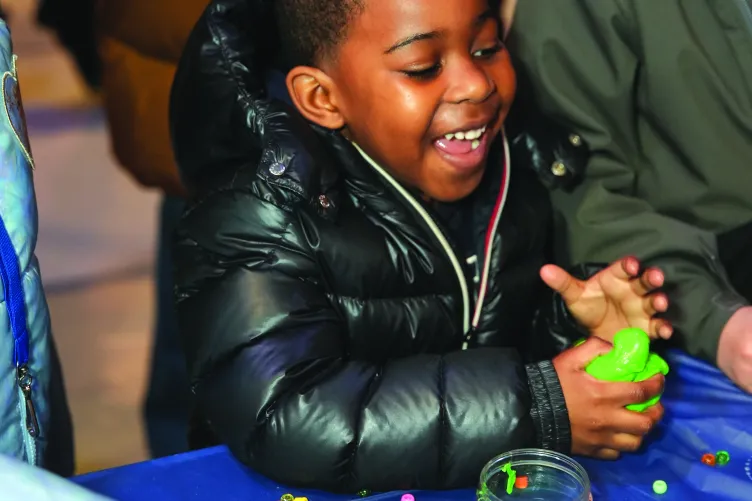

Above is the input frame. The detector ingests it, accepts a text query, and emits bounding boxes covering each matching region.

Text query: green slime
[501,462,516,495]
[581,328,669,412]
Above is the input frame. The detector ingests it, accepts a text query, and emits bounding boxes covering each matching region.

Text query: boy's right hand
[553,337,665,459]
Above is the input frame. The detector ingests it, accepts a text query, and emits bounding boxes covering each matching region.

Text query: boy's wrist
[525,361,571,453]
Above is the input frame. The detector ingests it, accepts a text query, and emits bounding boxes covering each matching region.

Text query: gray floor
[7,0,156,472]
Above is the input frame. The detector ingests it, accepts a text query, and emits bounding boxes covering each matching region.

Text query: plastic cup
[477,449,591,501]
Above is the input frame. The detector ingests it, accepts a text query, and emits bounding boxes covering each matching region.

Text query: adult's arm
[508,0,749,361]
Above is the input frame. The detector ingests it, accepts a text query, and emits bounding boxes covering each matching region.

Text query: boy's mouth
[433,124,491,172]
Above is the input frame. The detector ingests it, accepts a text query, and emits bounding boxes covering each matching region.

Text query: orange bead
[514,475,529,489]
[701,453,716,466]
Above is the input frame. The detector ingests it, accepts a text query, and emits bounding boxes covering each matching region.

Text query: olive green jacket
[509,0,752,361]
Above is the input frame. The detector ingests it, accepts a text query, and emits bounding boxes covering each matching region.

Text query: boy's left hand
[540,257,673,343]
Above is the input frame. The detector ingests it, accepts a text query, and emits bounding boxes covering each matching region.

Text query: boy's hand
[540,256,673,342]
[554,338,665,459]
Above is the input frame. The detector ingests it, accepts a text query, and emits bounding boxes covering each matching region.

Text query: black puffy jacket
[170,0,589,492]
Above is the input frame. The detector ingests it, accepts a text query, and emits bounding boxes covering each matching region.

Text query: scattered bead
[652,480,667,495]
[701,453,716,466]
[357,490,371,497]
[292,498,308,501]
[716,450,730,466]
[514,475,529,489]
[280,495,294,501]
[401,495,415,501]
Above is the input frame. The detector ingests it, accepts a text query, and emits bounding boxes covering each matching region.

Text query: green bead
[281,495,294,501]
[652,480,668,495]
[358,489,371,497]
[716,450,730,466]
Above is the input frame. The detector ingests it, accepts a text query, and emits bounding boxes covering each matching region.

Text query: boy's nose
[445,60,495,104]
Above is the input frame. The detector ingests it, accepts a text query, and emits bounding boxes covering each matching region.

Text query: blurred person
[94,0,210,457]
[505,0,752,392]
[37,0,101,91]
[0,18,74,475]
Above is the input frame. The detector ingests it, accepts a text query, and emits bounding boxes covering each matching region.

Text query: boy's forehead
[350,0,493,48]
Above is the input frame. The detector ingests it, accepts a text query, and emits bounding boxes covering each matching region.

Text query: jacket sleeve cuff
[525,361,571,453]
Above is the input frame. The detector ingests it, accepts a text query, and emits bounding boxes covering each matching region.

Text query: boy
[169,0,670,492]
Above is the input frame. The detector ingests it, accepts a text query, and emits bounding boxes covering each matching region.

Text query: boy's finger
[642,402,665,424]
[610,404,664,436]
[651,292,669,312]
[607,433,643,452]
[639,292,668,317]
[540,265,582,304]
[566,337,614,368]
[607,374,665,406]
[651,319,673,340]
[593,448,620,460]
[615,256,640,280]
[632,267,664,296]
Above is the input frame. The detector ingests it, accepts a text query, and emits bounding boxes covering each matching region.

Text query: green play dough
[501,462,516,494]
[585,328,669,412]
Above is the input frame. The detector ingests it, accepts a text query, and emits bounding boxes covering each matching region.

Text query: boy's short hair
[274,0,365,68]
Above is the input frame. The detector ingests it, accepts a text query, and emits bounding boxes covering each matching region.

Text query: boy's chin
[420,169,486,203]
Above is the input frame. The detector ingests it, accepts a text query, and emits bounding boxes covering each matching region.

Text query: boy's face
[328,0,515,201]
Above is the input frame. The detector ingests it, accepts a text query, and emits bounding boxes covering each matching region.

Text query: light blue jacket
[0,454,112,501]
[0,20,53,466]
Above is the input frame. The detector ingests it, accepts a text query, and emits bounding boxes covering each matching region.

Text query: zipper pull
[462,327,477,350]
[17,365,39,437]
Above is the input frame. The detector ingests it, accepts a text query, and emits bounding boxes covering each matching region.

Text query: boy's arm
[508,0,747,362]
[174,190,569,492]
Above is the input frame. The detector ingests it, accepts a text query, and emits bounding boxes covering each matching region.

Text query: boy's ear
[285,67,345,130]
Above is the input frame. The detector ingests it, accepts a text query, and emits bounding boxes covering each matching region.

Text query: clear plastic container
[477,449,591,501]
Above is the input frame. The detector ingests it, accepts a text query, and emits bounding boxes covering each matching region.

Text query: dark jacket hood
[170,0,590,197]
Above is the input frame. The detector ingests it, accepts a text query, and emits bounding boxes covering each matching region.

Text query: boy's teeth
[444,125,487,142]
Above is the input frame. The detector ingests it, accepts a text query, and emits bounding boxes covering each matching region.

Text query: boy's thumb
[570,337,613,369]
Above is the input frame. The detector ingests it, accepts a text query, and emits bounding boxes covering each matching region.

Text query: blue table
[74,351,752,500]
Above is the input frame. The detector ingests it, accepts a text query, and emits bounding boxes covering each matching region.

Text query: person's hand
[554,337,665,459]
[541,256,673,343]
[718,306,752,393]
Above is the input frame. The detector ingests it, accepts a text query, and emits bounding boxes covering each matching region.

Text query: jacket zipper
[18,364,39,437]
[0,212,38,463]
[469,135,511,331]
[352,133,511,348]
[353,143,471,332]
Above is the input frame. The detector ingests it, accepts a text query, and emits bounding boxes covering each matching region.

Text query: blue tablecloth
[73,351,752,500]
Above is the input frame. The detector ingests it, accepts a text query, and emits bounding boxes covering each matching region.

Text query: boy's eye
[472,42,504,58]
[401,64,441,80]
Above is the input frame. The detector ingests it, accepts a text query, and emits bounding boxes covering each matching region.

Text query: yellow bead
[292,498,308,501]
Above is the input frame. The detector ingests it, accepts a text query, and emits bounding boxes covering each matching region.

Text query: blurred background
[5,0,156,473]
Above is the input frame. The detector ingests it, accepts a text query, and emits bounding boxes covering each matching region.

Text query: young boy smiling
[170,0,671,492]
